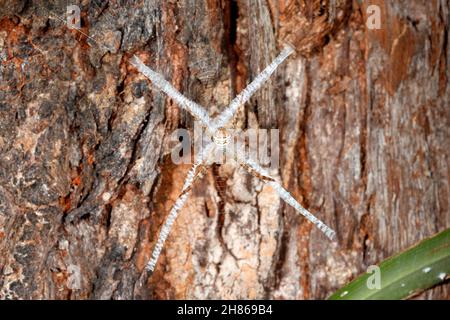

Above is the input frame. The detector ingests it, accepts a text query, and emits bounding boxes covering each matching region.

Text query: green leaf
[329,228,450,300]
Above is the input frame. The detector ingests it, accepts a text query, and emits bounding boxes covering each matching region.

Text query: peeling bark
[0,0,449,299]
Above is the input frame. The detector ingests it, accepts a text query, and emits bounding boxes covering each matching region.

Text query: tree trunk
[0,0,449,299]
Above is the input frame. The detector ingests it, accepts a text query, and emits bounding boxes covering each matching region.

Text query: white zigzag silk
[146,143,215,271]
[270,182,336,241]
[133,45,335,273]
[240,157,336,241]
[130,55,213,129]
[211,45,295,131]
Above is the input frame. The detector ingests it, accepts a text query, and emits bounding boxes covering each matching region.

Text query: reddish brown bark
[0,0,448,299]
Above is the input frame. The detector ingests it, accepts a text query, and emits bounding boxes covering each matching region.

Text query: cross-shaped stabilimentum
[131,45,336,273]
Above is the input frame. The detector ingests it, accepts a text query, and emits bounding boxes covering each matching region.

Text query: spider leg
[237,156,336,241]
[131,55,213,128]
[240,162,275,183]
[180,164,208,197]
[211,45,295,131]
[146,143,215,272]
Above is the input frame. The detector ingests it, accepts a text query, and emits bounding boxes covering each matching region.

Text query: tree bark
[0,0,449,299]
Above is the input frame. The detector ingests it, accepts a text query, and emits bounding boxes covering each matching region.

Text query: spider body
[212,127,231,147]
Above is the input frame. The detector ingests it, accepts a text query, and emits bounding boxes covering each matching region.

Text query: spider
[131,44,337,273]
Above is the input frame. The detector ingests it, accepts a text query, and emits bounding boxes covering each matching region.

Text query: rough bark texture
[0,0,449,299]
